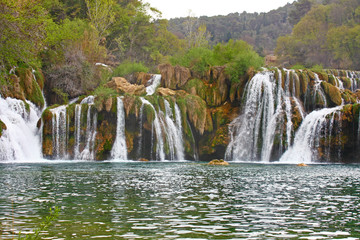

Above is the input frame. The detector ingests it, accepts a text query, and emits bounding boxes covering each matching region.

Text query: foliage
[84,0,115,41]
[112,61,149,77]
[276,0,360,70]
[168,3,296,54]
[171,40,263,82]
[212,40,264,82]
[0,0,48,71]
[170,47,214,74]
[18,207,60,240]
[291,64,306,69]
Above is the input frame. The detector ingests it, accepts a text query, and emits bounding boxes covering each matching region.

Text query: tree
[0,0,48,70]
[84,0,115,41]
[289,0,313,25]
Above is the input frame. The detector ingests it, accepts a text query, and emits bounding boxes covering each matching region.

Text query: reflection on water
[0,162,359,239]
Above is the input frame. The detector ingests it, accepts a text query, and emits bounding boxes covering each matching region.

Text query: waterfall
[225,70,302,162]
[146,74,161,95]
[50,105,68,159]
[140,98,165,161]
[280,106,342,163]
[139,98,185,161]
[111,97,127,160]
[163,100,185,160]
[78,96,97,160]
[0,97,42,161]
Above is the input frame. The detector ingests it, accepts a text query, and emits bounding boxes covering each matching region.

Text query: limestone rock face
[156,87,176,96]
[106,77,146,96]
[158,64,191,89]
[127,72,152,85]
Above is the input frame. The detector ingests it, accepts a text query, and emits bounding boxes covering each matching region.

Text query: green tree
[0,0,48,71]
[84,0,116,41]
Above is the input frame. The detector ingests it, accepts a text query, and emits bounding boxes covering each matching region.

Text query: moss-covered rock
[341,77,352,90]
[95,120,116,160]
[321,81,342,106]
[341,90,357,104]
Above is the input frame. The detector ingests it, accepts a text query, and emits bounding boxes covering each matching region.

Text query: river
[1,162,359,239]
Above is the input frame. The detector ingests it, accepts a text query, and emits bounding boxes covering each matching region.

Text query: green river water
[0,162,359,239]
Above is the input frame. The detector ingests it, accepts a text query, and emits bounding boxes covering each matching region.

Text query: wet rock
[138,158,149,162]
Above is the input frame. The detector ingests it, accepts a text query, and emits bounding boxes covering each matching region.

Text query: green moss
[52,88,68,105]
[314,71,328,82]
[299,71,309,96]
[321,81,342,106]
[183,79,206,99]
[341,90,357,104]
[42,108,53,121]
[33,69,45,90]
[328,75,337,86]
[24,101,30,113]
[341,77,352,90]
[144,104,155,124]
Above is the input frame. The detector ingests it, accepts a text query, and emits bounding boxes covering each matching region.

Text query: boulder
[208,159,229,165]
[157,87,176,96]
[105,77,146,96]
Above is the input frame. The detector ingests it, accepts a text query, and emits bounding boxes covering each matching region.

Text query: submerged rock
[297,163,309,167]
[208,159,229,165]
[138,158,149,162]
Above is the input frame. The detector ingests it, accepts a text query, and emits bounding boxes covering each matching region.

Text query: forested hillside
[276,0,360,70]
[168,3,298,55]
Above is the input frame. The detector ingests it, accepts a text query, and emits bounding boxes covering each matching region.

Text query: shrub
[112,61,149,77]
[213,40,263,82]
[291,64,306,70]
[170,47,215,74]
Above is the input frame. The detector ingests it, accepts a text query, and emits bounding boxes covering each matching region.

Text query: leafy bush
[290,64,306,70]
[170,40,263,82]
[112,61,149,77]
[310,64,323,72]
[170,47,215,74]
[213,40,264,82]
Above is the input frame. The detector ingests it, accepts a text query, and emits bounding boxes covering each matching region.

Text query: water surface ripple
[0,162,359,239]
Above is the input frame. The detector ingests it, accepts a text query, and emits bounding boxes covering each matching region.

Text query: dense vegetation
[1,0,359,103]
[276,0,360,70]
[168,3,297,55]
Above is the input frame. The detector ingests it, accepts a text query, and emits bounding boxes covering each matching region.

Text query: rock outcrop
[106,77,146,95]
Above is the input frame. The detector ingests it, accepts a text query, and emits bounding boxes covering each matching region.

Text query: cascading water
[140,98,165,161]
[78,96,97,160]
[50,106,68,159]
[111,97,127,160]
[225,70,303,162]
[146,74,162,95]
[139,98,185,161]
[163,100,185,160]
[280,106,342,163]
[0,96,42,161]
